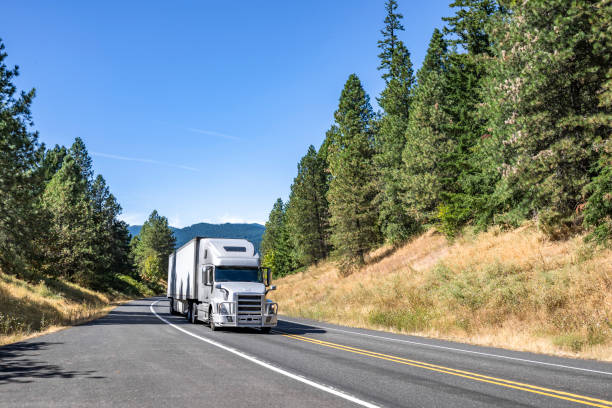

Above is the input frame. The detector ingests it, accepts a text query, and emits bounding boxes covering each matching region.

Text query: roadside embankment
[0,272,157,346]
[274,224,612,361]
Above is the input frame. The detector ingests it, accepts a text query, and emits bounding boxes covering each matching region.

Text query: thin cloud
[91,152,199,172]
[151,120,241,141]
[168,214,184,228]
[118,213,145,226]
[186,127,241,141]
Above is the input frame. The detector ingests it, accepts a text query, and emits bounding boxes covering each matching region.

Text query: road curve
[1,297,610,408]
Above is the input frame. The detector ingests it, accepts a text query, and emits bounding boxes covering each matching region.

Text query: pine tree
[0,39,43,277]
[89,174,127,287]
[401,29,454,229]
[261,198,295,277]
[286,145,331,265]
[69,137,93,185]
[39,144,67,184]
[131,210,176,281]
[377,0,404,80]
[40,156,96,283]
[108,219,132,279]
[422,0,502,236]
[442,0,499,56]
[260,198,283,259]
[374,0,417,244]
[328,74,379,272]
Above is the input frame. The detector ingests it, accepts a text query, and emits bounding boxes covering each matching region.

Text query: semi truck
[167,237,278,332]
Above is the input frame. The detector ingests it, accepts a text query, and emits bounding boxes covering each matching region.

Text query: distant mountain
[127,222,266,253]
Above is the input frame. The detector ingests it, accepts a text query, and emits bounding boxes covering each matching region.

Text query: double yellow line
[281,332,612,408]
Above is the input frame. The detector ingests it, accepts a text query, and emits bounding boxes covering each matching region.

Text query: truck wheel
[186,302,193,322]
[190,303,198,324]
[209,307,217,332]
[261,327,271,334]
[168,298,175,315]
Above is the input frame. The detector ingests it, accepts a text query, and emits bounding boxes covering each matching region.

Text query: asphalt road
[1,297,611,408]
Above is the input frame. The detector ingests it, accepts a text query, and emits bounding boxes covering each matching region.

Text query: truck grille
[237,295,262,315]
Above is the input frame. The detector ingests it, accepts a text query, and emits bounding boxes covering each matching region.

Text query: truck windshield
[215,267,262,283]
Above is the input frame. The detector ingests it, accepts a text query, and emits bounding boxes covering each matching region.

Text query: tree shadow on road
[83,309,167,326]
[271,320,326,335]
[0,341,104,385]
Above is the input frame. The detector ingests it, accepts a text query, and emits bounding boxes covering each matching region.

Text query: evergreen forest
[261,0,612,276]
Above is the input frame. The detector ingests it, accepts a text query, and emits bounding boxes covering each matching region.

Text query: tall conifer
[286,145,331,265]
[0,39,42,276]
[132,210,176,281]
[40,156,96,283]
[401,29,454,228]
[261,198,295,276]
[328,74,379,271]
[377,0,404,79]
[375,0,416,244]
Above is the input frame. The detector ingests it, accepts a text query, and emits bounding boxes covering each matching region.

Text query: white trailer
[167,237,278,332]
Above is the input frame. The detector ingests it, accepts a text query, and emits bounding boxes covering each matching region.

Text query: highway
[1,297,610,407]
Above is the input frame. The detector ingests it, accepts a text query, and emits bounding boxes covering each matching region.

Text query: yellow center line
[284,333,610,403]
[280,332,612,408]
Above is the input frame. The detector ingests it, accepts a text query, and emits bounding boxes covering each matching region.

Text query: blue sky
[4,1,451,227]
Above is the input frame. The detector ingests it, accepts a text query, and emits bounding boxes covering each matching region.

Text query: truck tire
[209,307,217,332]
[190,303,198,324]
[261,327,271,334]
[186,301,193,322]
[168,298,175,315]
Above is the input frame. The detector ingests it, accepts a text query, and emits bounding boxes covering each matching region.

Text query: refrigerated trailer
[167,237,278,332]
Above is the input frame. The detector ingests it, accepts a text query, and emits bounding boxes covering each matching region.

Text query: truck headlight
[266,303,278,315]
[218,302,233,315]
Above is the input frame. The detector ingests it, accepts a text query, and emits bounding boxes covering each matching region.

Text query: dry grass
[274,224,612,361]
[0,273,132,346]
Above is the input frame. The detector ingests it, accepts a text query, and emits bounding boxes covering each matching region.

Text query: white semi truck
[167,237,278,332]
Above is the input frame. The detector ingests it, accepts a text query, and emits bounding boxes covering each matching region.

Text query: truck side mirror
[263,267,272,287]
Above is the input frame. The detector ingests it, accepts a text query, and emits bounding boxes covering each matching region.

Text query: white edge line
[279,319,612,377]
[150,300,380,408]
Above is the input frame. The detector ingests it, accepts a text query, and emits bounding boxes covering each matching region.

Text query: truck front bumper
[213,313,277,328]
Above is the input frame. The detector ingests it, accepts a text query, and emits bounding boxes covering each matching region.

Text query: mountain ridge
[128,222,265,252]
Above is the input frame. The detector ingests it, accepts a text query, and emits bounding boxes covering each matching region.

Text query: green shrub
[437,204,463,239]
[445,272,484,311]
[369,308,433,332]
[0,312,30,335]
[553,333,586,352]
[113,274,156,297]
[586,324,608,346]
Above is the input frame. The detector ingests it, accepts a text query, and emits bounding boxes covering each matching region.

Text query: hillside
[0,272,156,346]
[273,225,612,361]
[128,222,265,251]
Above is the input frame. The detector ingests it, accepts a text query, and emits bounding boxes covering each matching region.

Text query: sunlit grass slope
[0,272,156,346]
[274,224,612,361]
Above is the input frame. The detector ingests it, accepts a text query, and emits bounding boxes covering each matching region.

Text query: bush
[141,253,163,282]
[113,274,156,297]
[436,203,469,239]
[0,312,30,335]
[553,333,586,352]
[369,308,433,332]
